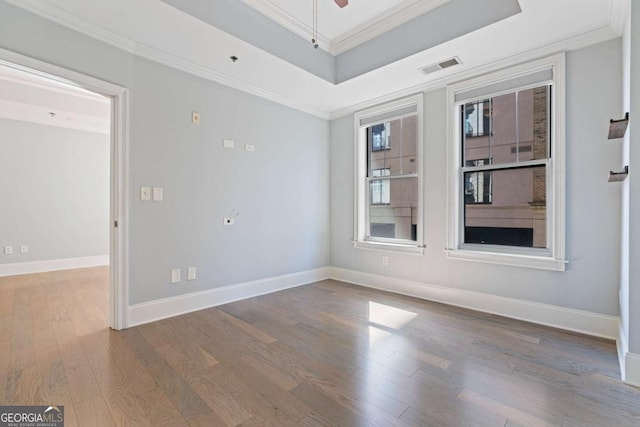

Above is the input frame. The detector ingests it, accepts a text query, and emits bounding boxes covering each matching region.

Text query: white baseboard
[624,352,640,387]
[127,267,330,327]
[618,324,640,387]
[329,267,619,340]
[618,325,628,380]
[0,255,109,277]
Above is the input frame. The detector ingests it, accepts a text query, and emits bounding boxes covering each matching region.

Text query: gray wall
[0,2,331,304]
[128,57,330,303]
[0,118,109,263]
[0,2,625,319]
[331,38,623,316]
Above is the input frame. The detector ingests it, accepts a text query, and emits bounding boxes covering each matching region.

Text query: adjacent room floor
[1,267,639,426]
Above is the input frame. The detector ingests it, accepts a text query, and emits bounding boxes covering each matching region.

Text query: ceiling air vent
[419,56,461,75]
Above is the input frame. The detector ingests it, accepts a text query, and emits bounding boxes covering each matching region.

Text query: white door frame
[0,48,129,330]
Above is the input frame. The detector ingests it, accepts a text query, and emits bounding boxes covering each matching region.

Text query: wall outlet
[171,269,181,284]
[4,246,13,255]
[141,187,151,201]
[245,144,255,152]
[223,139,234,149]
[20,245,28,254]
[153,187,164,202]
[187,267,197,281]
[382,256,389,266]
[223,217,235,225]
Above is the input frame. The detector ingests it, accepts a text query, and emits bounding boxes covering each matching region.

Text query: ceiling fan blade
[334,0,348,8]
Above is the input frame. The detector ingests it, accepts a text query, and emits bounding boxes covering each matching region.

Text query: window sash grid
[461,159,549,173]
[365,236,421,246]
[359,111,418,128]
[366,173,418,182]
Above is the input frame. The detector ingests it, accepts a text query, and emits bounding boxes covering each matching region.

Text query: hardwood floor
[1,267,639,426]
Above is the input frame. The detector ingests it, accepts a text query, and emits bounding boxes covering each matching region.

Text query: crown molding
[329,25,620,120]
[241,0,451,56]
[240,0,332,52]
[135,43,331,119]
[331,0,450,55]
[4,0,331,119]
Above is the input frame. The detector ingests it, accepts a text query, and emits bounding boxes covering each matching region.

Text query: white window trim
[445,54,567,271]
[353,93,424,254]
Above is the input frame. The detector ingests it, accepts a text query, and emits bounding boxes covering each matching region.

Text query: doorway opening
[0,49,128,329]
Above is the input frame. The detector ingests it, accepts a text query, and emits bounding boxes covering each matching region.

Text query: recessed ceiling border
[240,0,451,55]
[329,25,620,120]
[4,0,332,119]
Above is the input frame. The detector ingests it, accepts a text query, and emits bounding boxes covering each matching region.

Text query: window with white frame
[354,94,424,252]
[447,55,566,270]
[370,168,391,205]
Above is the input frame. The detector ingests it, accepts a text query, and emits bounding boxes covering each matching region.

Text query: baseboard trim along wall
[329,267,620,340]
[0,255,109,277]
[618,326,628,380]
[127,267,331,327]
[624,352,640,387]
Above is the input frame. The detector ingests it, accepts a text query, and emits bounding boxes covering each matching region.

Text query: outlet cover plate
[141,187,151,201]
[171,269,181,284]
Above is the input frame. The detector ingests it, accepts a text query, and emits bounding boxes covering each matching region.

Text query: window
[371,123,390,151]
[464,159,492,204]
[446,55,566,270]
[371,168,390,205]
[354,94,423,253]
[464,100,491,137]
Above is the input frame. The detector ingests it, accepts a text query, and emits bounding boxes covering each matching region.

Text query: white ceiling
[240,0,450,54]
[0,63,111,134]
[3,0,628,119]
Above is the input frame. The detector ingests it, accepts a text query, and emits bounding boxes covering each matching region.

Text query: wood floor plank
[299,411,341,427]
[74,395,117,427]
[290,382,376,427]
[2,270,640,427]
[35,350,72,405]
[136,387,191,427]
[458,389,555,427]
[203,308,278,345]
[119,328,213,419]
[65,361,101,404]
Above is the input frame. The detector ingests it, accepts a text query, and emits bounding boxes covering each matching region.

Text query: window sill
[354,240,425,255]
[445,248,567,271]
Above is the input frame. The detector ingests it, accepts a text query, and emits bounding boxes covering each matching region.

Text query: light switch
[141,187,151,201]
[171,269,181,284]
[192,111,200,124]
[4,246,13,255]
[187,267,197,281]
[223,139,234,149]
[153,187,164,202]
